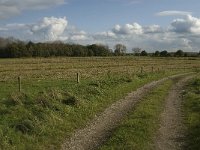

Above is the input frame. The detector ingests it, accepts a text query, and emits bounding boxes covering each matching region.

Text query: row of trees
[0,37,199,58]
[0,41,112,58]
[132,48,200,57]
[0,40,128,58]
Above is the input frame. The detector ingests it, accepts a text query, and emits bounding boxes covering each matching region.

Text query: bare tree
[114,44,126,56]
[132,47,142,56]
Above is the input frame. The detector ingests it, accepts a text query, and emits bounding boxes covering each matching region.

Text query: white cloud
[171,15,200,34]
[68,30,88,41]
[156,10,192,17]
[30,17,68,41]
[6,23,27,29]
[0,0,66,19]
[112,23,143,35]
[107,0,142,5]
[96,31,116,38]
[91,15,200,51]
[70,35,88,41]
[1,14,200,52]
[63,26,89,42]
[143,25,162,33]
[180,38,192,49]
[0,16,69,41]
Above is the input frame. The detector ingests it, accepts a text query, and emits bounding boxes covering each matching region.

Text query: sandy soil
[61,73,193,150]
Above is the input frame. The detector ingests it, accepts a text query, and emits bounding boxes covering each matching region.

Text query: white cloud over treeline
[1,13,200,52]
[30,17,68,41]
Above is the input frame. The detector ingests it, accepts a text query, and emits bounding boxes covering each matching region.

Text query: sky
[0,0,200,52]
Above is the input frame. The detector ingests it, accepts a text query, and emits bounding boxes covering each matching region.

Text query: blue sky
[0,0,200,52]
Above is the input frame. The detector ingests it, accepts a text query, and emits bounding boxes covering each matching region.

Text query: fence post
[151,66,154,73]
[77,73,80,83]
[18,76,21,92]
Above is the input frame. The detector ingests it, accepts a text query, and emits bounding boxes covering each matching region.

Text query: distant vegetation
[0,40,111,58]
[0,37,199,58]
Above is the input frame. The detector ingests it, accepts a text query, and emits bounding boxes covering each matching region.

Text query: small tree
[132,47,141,56]
[175,50,184,57]
[154,51,160,57]
[140,50,148,56]
[160,50,168,57]
[184,53,188,57]
[114,44,126,56]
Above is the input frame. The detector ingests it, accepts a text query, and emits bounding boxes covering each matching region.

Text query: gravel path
[154,75,194,150]
[61,73,193,150]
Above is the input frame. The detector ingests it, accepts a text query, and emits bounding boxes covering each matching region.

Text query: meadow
[0,56,199,149]
[183,76,200,150]
[0,56,199,81]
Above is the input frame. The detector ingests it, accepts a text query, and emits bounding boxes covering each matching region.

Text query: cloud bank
[1,13,200,52]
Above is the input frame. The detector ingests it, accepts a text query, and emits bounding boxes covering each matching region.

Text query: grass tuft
[14,119,35,134]
[7,92,28,106]
[62,96,79,106]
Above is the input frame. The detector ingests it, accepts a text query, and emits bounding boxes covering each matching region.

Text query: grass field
[0,56,199,98]
[183,76,200,150]
[0,56,199,81]
[0,56,199,149]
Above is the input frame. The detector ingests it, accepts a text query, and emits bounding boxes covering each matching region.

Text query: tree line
[133,48,200,57]
[0,37,199,58]
[0,41,112,58]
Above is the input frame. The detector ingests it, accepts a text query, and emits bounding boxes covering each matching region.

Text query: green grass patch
[100,80,173,150]
[183,76,200,150]
[0,72,184,149]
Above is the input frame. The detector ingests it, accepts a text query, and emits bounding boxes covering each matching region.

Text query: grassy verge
[100,80,173,150]
[0,71,182,149]
[183,75,200,150]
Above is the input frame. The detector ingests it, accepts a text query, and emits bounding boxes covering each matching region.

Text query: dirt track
[61,73,193,150]
[154,76,194,150]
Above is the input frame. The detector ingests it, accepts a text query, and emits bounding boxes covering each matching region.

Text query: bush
[62,96,79,106]
[140,50,148,56]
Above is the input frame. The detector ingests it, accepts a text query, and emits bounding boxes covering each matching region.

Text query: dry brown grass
[0,56,199,81]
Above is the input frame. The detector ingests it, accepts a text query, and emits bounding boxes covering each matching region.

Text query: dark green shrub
[62,96,79,106]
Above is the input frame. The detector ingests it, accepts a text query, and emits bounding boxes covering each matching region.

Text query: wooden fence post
[18,76,21,92]
[151,66,154,73]
[77,73,80,83]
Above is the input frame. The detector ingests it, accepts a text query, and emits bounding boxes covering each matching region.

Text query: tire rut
[61,73,193,150]
[154,75,194,150]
